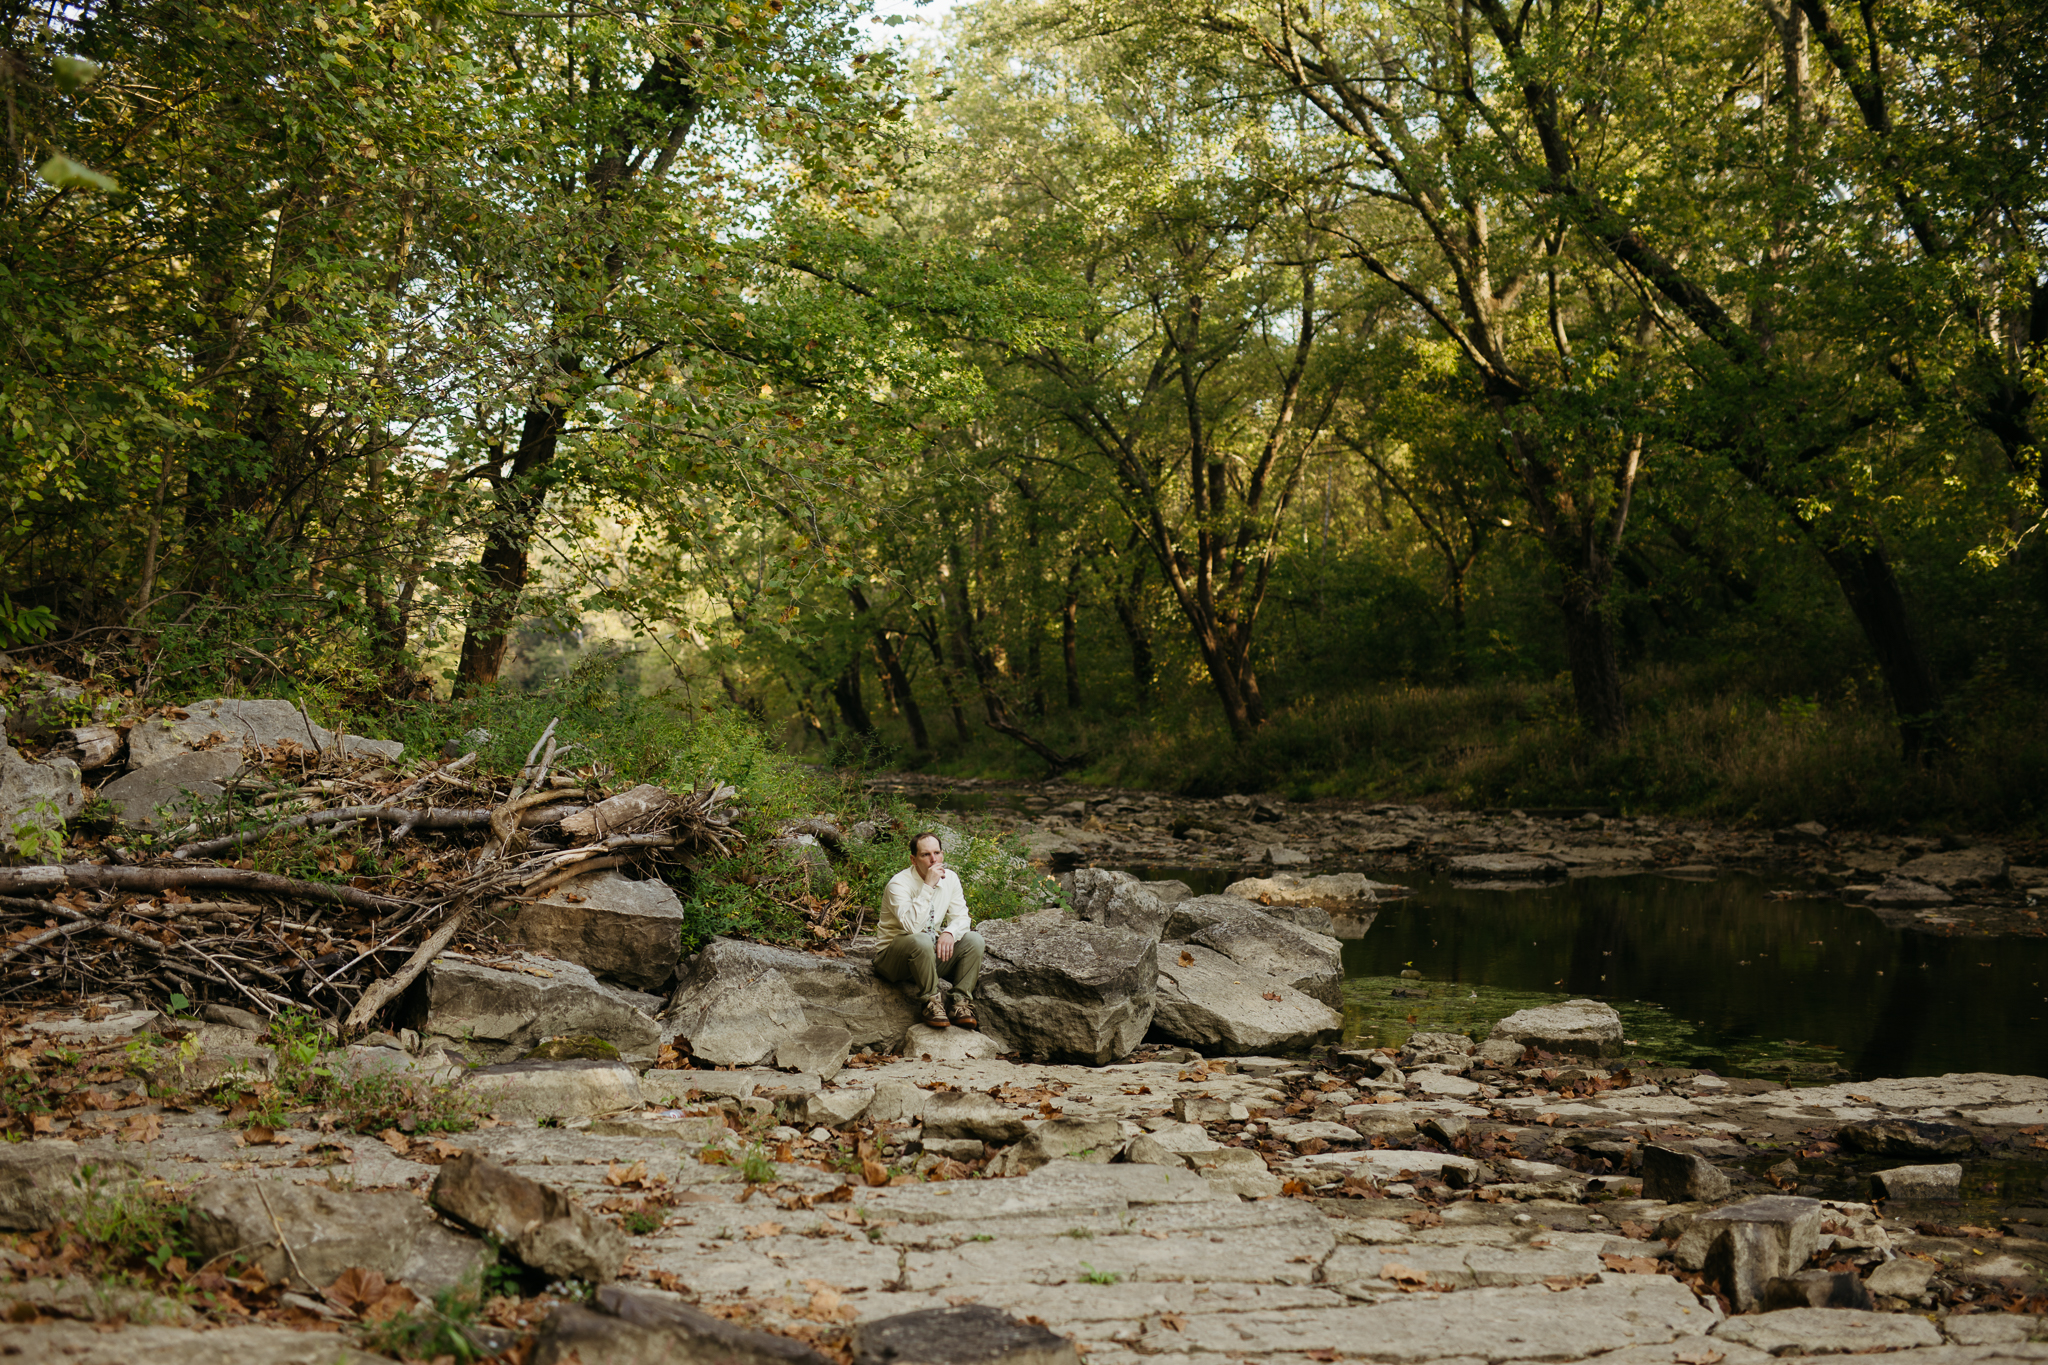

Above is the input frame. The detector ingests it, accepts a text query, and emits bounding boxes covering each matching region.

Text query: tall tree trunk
[1554,555,1627,740]
[1815,533,1946,761]
[1061,552,1083,710]
[829,658,874,737]
[1109,554,1154,710]
[453,404,563,696]
[848,583,928,754]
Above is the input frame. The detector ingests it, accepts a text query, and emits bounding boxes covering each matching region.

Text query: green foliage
[216,1010,481,1137]
[63,1166,195,1284]
[738,1145,778,1184]
[1079,1261,1120,1285]
[0,598,55,647]
[359,1281,490,1363]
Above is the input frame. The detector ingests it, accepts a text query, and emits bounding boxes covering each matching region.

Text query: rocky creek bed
[7,999,2048,1364]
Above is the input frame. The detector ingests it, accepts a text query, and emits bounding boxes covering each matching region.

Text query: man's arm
[880,869,918,941]
[938,873,971,938]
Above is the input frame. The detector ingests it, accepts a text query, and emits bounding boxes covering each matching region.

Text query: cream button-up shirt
[878,865,970,947]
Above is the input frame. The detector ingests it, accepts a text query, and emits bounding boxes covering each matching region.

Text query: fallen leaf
[1158,1311,1187,1331]
[379,1129,411,1156]
[1401,1209,1442,1229]
[606,1160,650,1187]
[1619,1220,1657,1241]
[745,1221,784,1240]
[1544,1274,1598,1291]
[861,1158,889,1187]
[1600,1253,1664,1275]
[1380,1262,1430,1286]
[1674,1353,1724,1365]
[1141,1230,1169,1240]
[1262,992,1282,1002]
[1306,1352,1339,1363]
[364,1283,420,1323]
[323,1267,387,1315]
[1177,950,1195,967]
[1282,1178,1313,1195]
[118,1113,161,1143]
[239,1125,290,1146]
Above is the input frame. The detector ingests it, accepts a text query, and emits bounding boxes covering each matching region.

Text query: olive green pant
[872,929,984,1001]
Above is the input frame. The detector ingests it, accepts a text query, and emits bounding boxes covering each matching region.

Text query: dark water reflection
[1116,864,2048,1081]
[1347,872,2048,1081]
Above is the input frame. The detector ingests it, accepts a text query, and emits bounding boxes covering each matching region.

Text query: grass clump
[207,1011,480,1137]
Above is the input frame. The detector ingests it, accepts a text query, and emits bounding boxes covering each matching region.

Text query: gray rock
[1711,1307,1939,1354]
[124,697,402,769]
[1261,844,1311,868]
[1895,845,2009,890]
[1187,913,1342,1008]
[1761,1270,1873,1311]
[667,963,807,1067]
[0,740,83,858]
[921,1137,987,1162]
[1152,943,1342,1052]
[864,1079,929,1124]
[432,1149,627,1284]
[97,746,245,828]
[534,1285,834,1365]
[803,1087,875,1128]
[1165,891,1333,939]
[1673,1195,1824,1313]
[1836,1118,1976,1157]
[975,911,1157,1064]
[986,1117,1122,1177]
[1474,1037,1526,1066]
[1486,998,1624,1057]
[902,1022,1005,1062]
[466,1059,645,1119]
[1865,875,1953,906]
[1865,1257,1938,1298]
[1399,1032,1477,1067]
[1872,1162,1962,1199]
[854,1304,1079,1365]
[1142,879,1194,907]
[1224,872,1386,905]
[1445,852,1565,879]
[775,1024,852,1079]
[0,1143,140,1230]
[0,668,116,741]
[401,951,661,1065]
[199,1003,263,1031]
[922,1090,1031,1144]
[1068,868,1171,939]
[187,1178,490,1293]
[1642,1145,1732,1203]
[503,868,687,992]
[668,938,916,1054]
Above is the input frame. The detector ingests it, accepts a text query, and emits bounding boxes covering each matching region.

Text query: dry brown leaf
[745,1221,784,1240]
[1599,1253,1664,1275]
[1619,1220,1657,1241]
[323,1267,387,1315]
[1261,992,1283,1002]
[378,1129,411,1156]
[1140,1230,1169,1240]
[1380,1262,1430,1286]
[239,1125,290,1147]
[118,1113,162,1143]
[861,1158,889,1187]
[1544,1274,1598,1291]
[1673,1353,1724,1365]
[606,1160,649,1187]
[1177,951,1195,967]
[1158,1312,1187,1331]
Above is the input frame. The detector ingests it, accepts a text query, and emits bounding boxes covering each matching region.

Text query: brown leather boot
[947,995,979,1029]
[920,995,951,1028]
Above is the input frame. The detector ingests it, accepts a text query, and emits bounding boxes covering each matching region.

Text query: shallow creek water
[1119,865,2048,1083]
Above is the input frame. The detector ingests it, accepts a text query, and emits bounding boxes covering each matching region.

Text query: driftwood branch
[0,864,417,916]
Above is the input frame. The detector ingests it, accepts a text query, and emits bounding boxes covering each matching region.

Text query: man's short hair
[909,830,943,855]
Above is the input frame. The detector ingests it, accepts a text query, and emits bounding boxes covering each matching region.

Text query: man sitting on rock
[875,831,983,1030]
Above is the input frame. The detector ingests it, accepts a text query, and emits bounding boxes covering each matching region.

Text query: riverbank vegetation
[4,0,2044,831]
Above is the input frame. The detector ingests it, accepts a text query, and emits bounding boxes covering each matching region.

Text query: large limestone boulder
[1068,868,1171,939]
[0,741,82,859]
[1226,871,1390,905]
[1487,998,1624,1058]
[664,963,808,1067]
[1163,892,1332,941]
[1186,912,1342,1007]
[667,938,917,1054]
[974,910,1157,1065]
[399,951,661,1065]
[124,697,403,769]
[96,747,242,828]
[1151,942,1342,1052]
[502,868,686,992]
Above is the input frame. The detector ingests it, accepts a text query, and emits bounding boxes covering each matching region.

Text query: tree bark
[829,658,874,737]
[1061,552,1083,710]
[1814,533,1946,760]
[454,404,564,696]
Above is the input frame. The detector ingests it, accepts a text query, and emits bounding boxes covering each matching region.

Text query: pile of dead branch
[0,719,739,1030]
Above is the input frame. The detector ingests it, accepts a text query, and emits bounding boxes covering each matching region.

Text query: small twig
[0,919,96,964]
[518,855,626,900]
[255,1183,313,1289]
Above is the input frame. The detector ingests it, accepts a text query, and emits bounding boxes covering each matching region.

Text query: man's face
[911,837,944,877]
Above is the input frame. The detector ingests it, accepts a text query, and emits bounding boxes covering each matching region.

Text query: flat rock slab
[1225,872,1393,905]
[98,745,244,827]
[670,937,917,1055]
[187,1178,487,1293]
[1187,913,1342,1008]
[1712,1307,1942,1354]
[0,1321,401,1363]
[125,696,403,768]
[1445,853,1565,879]
[1488,998,1624,1057]
[1172,1275,1714,1361]
[466,1058,646,1119]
